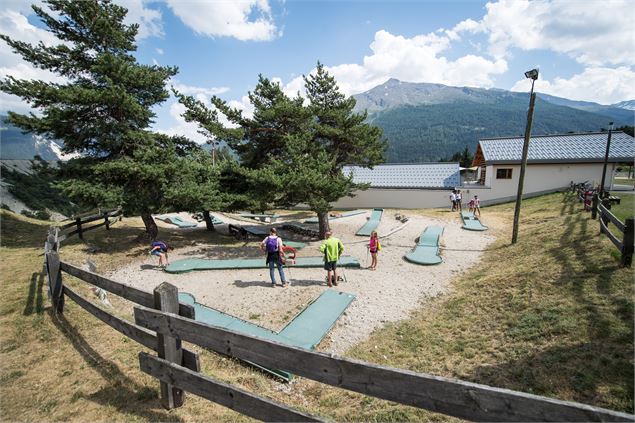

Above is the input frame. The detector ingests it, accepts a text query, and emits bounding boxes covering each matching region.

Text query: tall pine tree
[0,0,178,238]
[303,63,386,236]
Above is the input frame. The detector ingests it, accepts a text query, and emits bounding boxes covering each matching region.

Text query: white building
[469,131,634,205]
[333,131,634,209]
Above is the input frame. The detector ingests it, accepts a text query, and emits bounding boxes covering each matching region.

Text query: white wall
[332,162,616,209]
[333,188,450,209]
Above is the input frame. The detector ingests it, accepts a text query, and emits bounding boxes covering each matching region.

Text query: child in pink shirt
[368,231,381,270]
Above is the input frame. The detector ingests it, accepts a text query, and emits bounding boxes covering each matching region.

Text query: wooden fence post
[76,217,83,240]
[591,193,598,219]
[46,251,64,313]
[622,218,634,267]
[153,282,184,409]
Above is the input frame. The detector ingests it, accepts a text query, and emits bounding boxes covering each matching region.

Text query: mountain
[353,79,634,163]
[536,94,634,124]
[0,115,64,161]
[611,100,635,111]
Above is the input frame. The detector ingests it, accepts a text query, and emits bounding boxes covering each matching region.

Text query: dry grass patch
[348,192,634,415]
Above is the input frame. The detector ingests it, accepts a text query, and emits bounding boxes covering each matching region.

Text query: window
[496,168,513,179]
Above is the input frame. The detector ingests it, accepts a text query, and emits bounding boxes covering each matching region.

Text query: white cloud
[279,30,507,97]
[512,66,635,105]
[171,81,230,97]
[156,92,253,144]
[156,48,164,55]
[118,0,164,40]
[165,0,278,41]
[456,0,634,67]
[0,9,65,114]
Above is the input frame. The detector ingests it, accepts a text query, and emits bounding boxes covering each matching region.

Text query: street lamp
[511,68,539,244]
[599,121,614,197]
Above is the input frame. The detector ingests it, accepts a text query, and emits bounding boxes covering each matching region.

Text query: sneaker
[271,283,276,288]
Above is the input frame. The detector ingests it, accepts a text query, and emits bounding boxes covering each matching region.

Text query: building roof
[343,163,460,189]
[474,131,635,165]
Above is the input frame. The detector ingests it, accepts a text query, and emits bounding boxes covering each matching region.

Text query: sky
[1,0,634,144]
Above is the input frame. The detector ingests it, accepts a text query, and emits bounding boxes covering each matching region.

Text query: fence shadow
[49,310,184,422]
[23,271,46,316]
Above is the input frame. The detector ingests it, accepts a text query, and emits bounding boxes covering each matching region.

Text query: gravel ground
[109,210,496,355]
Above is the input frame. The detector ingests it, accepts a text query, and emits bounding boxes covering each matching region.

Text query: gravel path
[109,210,496,354]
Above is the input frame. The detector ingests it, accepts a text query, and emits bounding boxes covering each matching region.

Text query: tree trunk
[202,210,214,231]
[141,213,159,240]
[317,211,330,239]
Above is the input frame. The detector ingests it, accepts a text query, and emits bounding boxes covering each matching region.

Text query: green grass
[348,191,634,415]
[608,191,634,222]
[1,194,633,421]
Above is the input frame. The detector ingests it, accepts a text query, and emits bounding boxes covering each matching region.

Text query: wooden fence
[58,208,123,241]
[595,201,634,267]
[43,213,635,421]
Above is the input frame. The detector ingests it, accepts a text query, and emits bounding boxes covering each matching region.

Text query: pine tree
[0,0,178,238]
[303,62,386,237]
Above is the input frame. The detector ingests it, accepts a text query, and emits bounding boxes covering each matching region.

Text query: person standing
[449,190,456,211]
[320,231,344,287]
[150,240,172,268]
[368,230,381,270]
[261,228,288,288]
[456,190,463,212]
[473,195,481,217]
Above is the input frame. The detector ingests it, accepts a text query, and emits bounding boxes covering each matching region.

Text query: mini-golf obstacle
[356,208,383,237]
[178,289,356,381]
[165,255,360,273]
[460,211,488,231]
[404,226,444,265]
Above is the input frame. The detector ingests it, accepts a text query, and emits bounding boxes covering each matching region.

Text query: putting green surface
[356,208,383,236]
[404,226,444,265]
[461,211,488,231]
[166,255,360,273]
[179,289,356,380]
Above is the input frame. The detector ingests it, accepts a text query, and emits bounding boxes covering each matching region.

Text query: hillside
[353,79,634,163]
[0,115,63,161]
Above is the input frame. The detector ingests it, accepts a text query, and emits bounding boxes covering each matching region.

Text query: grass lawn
[608,191,635,222]
[1,192,633,421]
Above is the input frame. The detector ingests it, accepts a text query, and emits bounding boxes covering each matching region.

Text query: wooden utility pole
[599,122,614,196]
[511,70,539,244]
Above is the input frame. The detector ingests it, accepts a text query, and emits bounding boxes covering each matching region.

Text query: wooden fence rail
[597,204,634,267]
[134,305,634,423]
[59,208,122,240]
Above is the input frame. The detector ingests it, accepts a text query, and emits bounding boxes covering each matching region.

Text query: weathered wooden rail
[597,203,634,267]
[58,208,123,241]
[43,210,635,421]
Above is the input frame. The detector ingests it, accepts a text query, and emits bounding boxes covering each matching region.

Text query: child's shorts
[324,261,337,271]
[151,250,162,257]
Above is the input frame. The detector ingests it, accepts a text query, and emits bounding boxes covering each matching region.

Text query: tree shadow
[49,310,184,422]
[23,271,46,316]
[466,341,634,413]
[548,209,627,339]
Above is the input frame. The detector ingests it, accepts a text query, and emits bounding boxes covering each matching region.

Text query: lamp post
[599,122,614,197]
[511,68,539,244]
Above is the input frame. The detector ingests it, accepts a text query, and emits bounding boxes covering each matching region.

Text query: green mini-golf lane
[356,208,383,236]
[165,255,360,273]
[179,289,356,380]
[461,211,488,231]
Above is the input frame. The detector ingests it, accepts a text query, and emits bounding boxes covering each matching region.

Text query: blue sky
[1,0,633,143]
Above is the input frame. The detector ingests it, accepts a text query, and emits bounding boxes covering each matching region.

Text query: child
[261,228,287,288]
[368,231,381,270]
[473,195,481,217]
[150,240,172,268]
[455,190,463,212]
[468,198,475,213]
